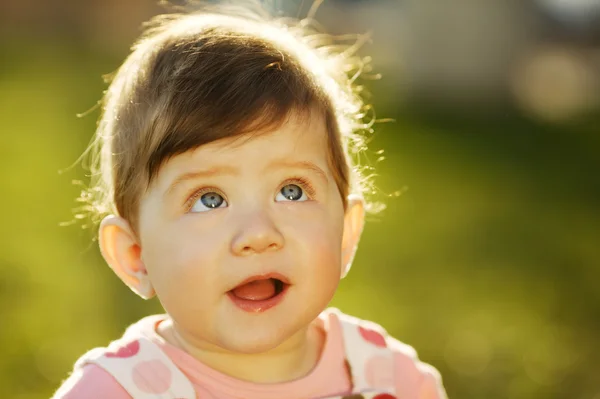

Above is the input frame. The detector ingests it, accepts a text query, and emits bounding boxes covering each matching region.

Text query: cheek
[298,220,344,302]
[308,224,342,262]
[288,203,345,272]
[139,216,226,296]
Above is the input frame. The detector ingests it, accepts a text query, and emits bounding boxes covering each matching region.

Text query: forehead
[153,110,331,188]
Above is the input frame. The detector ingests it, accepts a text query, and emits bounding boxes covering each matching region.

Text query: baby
[54,1,447,398]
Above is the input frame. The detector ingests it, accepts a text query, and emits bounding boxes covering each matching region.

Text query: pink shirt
[54,309,446,399]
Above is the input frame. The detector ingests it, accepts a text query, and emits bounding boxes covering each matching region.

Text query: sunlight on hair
[74,0,383,228]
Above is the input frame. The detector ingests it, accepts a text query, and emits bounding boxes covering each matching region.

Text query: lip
[227,284,289,313]
[231,272,291,289]
[227,272,291,313]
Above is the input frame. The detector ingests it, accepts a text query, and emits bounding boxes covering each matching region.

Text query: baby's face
[137,111,347,353]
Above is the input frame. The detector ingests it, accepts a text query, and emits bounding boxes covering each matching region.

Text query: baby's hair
[77,0,380,231]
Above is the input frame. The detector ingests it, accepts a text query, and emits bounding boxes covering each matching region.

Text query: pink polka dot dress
[56,308,447,399]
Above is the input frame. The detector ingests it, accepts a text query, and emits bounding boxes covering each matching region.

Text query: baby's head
[85,2,375,353]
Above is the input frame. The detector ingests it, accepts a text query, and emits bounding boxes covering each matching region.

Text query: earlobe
[99,215,155,299]
[341,194,365,278]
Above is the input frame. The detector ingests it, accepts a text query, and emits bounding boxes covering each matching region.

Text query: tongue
[232,279,276,301]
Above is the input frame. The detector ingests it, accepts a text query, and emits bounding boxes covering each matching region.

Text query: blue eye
[190,192,227,213]
[276,184,308,202]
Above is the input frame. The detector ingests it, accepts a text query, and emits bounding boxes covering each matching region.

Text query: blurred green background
[1,1,599,398]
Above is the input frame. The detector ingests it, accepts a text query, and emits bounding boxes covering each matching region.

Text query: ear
[98,215,155,299]
[340,194,365,278]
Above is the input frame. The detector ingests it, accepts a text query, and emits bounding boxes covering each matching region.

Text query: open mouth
[227,274,290,312]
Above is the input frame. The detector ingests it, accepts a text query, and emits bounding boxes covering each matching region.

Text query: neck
[157,318,325,383]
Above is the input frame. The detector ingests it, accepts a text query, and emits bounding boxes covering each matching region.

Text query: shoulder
[327,308,447,399]
[52,315,166,399]
[386,336,448,399]
[52,364,131,399]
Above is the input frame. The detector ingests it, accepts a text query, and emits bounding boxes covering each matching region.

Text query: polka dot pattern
[105,340,140,358]
[358,326,387,348]
[364,355,394,389]
[132,359,173,394]
[84,333,196,398]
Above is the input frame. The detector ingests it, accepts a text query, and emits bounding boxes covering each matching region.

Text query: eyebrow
[165,165,238,197]
[269,160,328,183]
[164,160,327,198]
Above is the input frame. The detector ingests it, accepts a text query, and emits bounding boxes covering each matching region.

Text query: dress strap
[330,309,396,397]
[79,337,196,399]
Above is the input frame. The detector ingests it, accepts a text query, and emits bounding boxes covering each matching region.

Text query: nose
[230,209,284,256]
